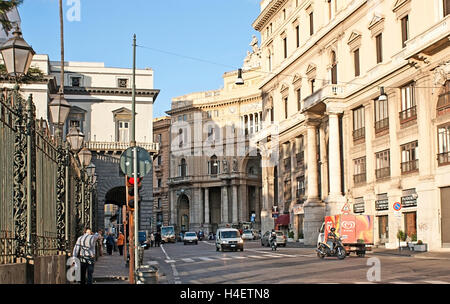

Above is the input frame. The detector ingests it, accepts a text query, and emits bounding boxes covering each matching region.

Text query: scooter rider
[269,229,277,248]
[327,227,338,253]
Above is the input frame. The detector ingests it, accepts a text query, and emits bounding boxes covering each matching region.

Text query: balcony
[375,118,389,134]
[167,175,193,185]
[302,84,346,115]
[353,173,366,185]
[401,159,419,174]
[85,141,159,154]
[438,152,450,166]
[399,106,417,124]
[352,127,365,142]
[375,167,390,180]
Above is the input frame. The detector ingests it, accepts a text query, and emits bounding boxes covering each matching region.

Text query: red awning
[275,214,290,226]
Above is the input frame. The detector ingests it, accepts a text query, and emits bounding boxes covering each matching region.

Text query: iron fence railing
[0,230,16,264]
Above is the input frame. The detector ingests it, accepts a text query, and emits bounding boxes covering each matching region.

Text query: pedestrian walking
[72,228,98,284]
[95,229,104,259]
[155,231,161,247]
[117,232,125,256]
[106,232,115,255]
[150,232,155,247]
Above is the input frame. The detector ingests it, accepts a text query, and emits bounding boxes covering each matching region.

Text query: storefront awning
[275,214,290,226]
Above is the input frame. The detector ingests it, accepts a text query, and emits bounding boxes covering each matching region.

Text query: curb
[93,276,129,282]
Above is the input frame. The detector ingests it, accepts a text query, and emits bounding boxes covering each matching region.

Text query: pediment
[306,64,317,75]
[368,14,385,30]
[69,105,87,114]
[279,83,289,94]
[392,0,411,12]
[347,31,362,45]
[292,74,302,85]
[112,107,132,115]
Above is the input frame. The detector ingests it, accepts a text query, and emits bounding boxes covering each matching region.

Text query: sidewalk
[371,247,450,260]
[93,253,129,284]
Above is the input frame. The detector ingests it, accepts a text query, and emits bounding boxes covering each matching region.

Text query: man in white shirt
[73,228,98,284]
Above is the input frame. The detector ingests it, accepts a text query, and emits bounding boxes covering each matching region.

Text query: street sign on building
[120,146,152,177]
[393,202,402,217]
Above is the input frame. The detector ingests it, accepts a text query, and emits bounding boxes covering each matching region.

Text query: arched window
[179,158,187,178]
[331,51,337,84]
[209,155,219,175]
[178,129,183,147]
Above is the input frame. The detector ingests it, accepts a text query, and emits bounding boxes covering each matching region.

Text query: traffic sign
[120,146,152,177]
[393,202,402,211]
[341,202,351,214]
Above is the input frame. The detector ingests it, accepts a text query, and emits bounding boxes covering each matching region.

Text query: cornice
[252,0,287,32]
[64,86,160,99]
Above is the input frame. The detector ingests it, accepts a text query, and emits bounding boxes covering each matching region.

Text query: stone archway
[104,186,126,234]
[178,194,190,233]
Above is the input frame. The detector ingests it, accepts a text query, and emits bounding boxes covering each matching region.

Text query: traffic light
[126,176,142,210]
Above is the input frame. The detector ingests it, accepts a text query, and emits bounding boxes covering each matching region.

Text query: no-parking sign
[393,202,402,211]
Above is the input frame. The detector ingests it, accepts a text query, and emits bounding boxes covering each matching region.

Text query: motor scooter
[316,237,346,260]
[269,236,277,251]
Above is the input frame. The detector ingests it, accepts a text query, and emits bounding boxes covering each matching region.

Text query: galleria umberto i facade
[164,0,450,251]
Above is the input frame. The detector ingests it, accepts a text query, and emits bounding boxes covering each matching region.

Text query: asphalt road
[141,240,450,284]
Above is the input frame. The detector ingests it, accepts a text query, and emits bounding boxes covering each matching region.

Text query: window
[157,178,162,188]
[437,80,450,116]
[296,88,301,111]
[179,158,187,177]
[178,129,183,147]
[400,83,417,123]
[310,79,315,93]
[71,76,81,87]
[438,123,450,166]
[69,120,80,128]
[309,12,314,36]
[353,156,366,184]
[375,149,390,179]
[296,25,300,48]
[445,0,450,17]
[207,111,212,119]
[283,8,286,20]
[296,175,305,199]
[354,48,360,77]
[328,0,332,20]
[376,34,383,63]
[352,106,365,141]
[284,97,288,119]
[401,15,409,48]
[157,155,162,166]
[401,141,418,174]
[268,53,272,72]
[283,37,288,59]
[374,97,389,133]
[118,78,128,88]
[284,179,292,201]
[157,198,161,209]
[118,121,129,143]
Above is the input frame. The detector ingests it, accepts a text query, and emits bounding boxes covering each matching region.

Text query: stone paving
[93,252,129,284]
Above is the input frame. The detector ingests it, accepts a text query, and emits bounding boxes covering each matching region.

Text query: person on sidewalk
[155,231,161,247]
[106,232,115,255]
[150,232,155,247]
[95,229,104,259]
[73,228,98,284]
[117,232,125,256]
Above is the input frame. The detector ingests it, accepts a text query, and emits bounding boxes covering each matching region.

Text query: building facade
[167,42,264,235]
[253,0,450,250]
[152,116,171,232]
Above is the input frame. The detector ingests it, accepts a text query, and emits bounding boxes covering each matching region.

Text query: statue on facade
[232,158,238,172]
[222,160,229,173]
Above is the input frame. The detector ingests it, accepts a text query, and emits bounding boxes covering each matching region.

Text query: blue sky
[19,0,261,117]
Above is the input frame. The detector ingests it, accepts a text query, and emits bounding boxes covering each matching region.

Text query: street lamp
[86,163,96,177]
[378,87,387,101]
[0,27,35,78]
[66,126,84,152]
[78,147,92,168]
[235,68,244,85]
[49,93,71,131]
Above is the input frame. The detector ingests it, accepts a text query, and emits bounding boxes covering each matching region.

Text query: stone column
[319,126,328,201]
[170,191,177,226]
[204,188,209,224]
[232,185,238,223]
[304,121,325,246]
[255,186,261,225]
[222,186,229,224]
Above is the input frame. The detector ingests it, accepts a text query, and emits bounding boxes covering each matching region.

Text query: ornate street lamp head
[378,86,387,101]
[235,68,244,85]
[49,93,71,126]
[78,147,92,168]
[0,27,36,78]
[86,163,96,177]
[66,126,84,152]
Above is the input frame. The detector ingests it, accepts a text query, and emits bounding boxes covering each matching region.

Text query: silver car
[261,231,287,247]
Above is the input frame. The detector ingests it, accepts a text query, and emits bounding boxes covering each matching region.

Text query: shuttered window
[401,15,409,48]
[354,48,360,77]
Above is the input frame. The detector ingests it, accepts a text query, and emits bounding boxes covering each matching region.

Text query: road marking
[161,244,181,284]
[198,257,214,261]
[423,280,449,284]
[147,261,159,265]
[391,281,414,284]
[232,256,247,259]
[248,255,266,259]
[265,253,297,257]
[218,257,232,260]
[262,254,282,258]
[165,259,176,263]
[181,258,195,263]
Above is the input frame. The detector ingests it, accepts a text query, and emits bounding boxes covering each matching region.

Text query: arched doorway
[104,186,126,235]
[178,194,190,233]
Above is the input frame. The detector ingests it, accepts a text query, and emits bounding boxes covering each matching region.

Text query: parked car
[241,230,254,240]
[261,231,287,247]
[215,228,244,252]
[183,231,198,245]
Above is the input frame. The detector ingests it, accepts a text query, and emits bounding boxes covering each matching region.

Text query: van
[215,228,244,252]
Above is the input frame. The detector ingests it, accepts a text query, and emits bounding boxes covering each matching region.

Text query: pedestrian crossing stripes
[181,258,195,263]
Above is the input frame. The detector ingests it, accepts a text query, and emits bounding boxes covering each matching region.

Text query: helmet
[330,227,336,232]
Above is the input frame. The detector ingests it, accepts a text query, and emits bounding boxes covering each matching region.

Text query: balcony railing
[399,105,417,124]
[401,159,419,174]
[353,173,366,184]
[375,167,390,179]
[438,152,450,166]
[375,118,389,133]
[86,141,159,153]
[352,127,365,141]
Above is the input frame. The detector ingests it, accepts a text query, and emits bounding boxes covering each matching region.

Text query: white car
[215,228,244,252]
[241,230,254,240]
[183,231,198,245]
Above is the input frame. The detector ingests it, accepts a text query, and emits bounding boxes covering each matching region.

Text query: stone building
[152,116,171,232]
[166,43,264,234]
[253,0,450,250]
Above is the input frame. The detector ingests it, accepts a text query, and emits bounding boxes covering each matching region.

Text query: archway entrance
[104,186,126,234]
[178,194,190,233]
